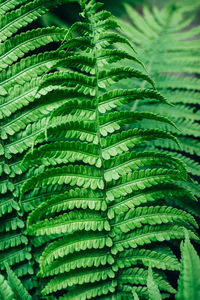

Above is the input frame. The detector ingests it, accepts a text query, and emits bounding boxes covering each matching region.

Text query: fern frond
[0,274,14,300]
[22,141,100,168]
[42,267,115,295]
[5,264,32,300]
[4,118,49,157]
[98,67,155,89]
[0,50,68,95]
[26,189,106,223]
[0,196,19,217]
[100,111,176,137]
[120,3,200,179]
[0,216,24,233]
[21,165,104,197]
[20,0,200,298]
[176,232,200,300]
[147,266,162,300]
[0,0,76,289]
[144,148,200,177]
[0,247,31,270]
[39,231,113,266]
[0,232,28,251]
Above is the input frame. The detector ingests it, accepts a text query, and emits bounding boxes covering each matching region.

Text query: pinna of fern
[20,0,199,299]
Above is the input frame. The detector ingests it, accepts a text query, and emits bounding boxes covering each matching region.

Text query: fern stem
[87,2,111,219]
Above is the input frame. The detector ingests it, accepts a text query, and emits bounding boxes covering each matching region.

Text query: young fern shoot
[21,0,199,299]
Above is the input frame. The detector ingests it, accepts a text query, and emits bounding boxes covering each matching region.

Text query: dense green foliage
[0,0,200,299]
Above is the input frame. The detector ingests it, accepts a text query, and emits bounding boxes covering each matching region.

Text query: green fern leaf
[176,232,200,300]
[0,274,14,300]
[119,3,200,178]
[132,290,140,300]
[39,231,113,267]
[20,0,200,298]
[0,0,76,291]
[147,266,162,300]
[5,264,32,300]
[22,141,100,168]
